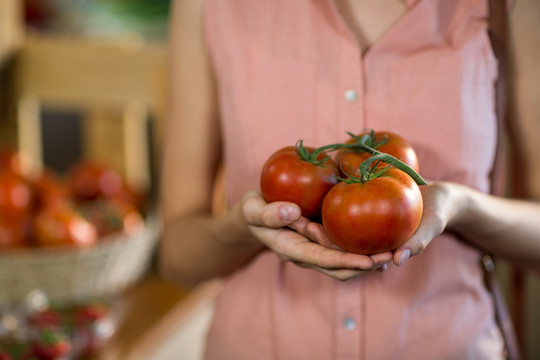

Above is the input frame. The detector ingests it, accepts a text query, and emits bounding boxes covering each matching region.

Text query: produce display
[0,149,145,250]
[0,295,116,360]
[260,129,426,255]
[0,149,144,359]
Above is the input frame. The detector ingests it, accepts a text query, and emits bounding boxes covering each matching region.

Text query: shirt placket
[334,278,364,360]
[326,2,368,358]
[334,35,365,360]
[336,18,366,133]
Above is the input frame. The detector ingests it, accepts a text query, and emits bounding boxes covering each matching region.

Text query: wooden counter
[93,269,189,360]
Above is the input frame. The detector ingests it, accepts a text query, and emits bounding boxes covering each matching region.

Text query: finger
[305,222,334,248]
[242,191,301,228]
[287,216,317,242]
[370,251,394,264]
[392,219,442,266]
[293,262,371,281]
[326,244,394,265]
[269,231,375,269]
[316,268,366,281]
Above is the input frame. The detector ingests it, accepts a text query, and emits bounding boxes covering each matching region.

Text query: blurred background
[0,0,539,359]
[0,1,193,359]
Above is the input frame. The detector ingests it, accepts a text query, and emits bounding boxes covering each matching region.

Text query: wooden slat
[16,34,167,110]
[14,34,167,190]
[0,0,24,67]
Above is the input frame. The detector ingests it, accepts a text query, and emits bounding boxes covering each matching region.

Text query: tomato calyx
[337,160,393,184]
[346,130,389,149]
[295,140,333,166]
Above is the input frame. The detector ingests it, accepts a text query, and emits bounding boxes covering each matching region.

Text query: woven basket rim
[0,217,160,305]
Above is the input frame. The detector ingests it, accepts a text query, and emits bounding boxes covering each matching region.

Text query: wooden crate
[15,33,167,191]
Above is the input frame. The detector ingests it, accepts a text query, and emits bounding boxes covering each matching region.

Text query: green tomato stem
[358,152,427,185]
[295,136,426,186]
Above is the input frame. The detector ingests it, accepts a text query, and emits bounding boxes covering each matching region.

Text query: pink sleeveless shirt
[204,0,504,359]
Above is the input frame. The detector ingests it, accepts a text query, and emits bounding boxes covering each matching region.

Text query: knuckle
[413,239,429,255]
[240,198,256,224]
[261,207,276,226]
[433,214,445,233]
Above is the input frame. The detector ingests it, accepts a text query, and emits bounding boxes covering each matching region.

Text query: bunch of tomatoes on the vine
[260,129,426,256]
[0,148,145,250]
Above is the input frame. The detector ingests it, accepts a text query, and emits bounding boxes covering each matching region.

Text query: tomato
[27,309,63,329]
[67,161,124,201]
[73,303,109,327]
[0,219,30,248]
[30,169,71,211]
[0,170,32,223]
[72,303,113,356]
[32,205,97,247]
[335,130,419,178]
[31,329,71,360]
[76,198,143,237]
[260,145,338,220]
[321,167,423,255]
[0,148,30,177]
[0,352,12,360]
[112,182,146,212]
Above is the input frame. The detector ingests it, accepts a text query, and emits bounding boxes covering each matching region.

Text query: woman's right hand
[240,191,392,281]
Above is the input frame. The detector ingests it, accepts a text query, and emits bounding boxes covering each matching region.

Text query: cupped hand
[392,182,462,266]
[241,191,392,281]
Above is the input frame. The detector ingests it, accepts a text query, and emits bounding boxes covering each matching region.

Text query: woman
[159,0,540,359]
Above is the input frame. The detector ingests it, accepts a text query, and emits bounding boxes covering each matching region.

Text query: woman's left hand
[392,182,463,267]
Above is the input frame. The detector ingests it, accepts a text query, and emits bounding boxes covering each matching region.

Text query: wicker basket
[0,217,160,306]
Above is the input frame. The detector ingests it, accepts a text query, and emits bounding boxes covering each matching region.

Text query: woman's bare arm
[392,182,540,273]
[159,0,262,288]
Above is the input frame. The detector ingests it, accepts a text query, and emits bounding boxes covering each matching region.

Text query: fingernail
[398,250,410,267]
[280,206,299,221]
[379,263,388,272]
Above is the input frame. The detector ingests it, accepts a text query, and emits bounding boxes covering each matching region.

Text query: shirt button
[344,89,358,103]
[343,317,356,330]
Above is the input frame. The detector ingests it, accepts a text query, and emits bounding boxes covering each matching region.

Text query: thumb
[242,191,301,228]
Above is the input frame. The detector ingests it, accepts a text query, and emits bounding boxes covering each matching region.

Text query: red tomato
[73,303,109,327]
[76,198,143,237]
[73,303,113,355]
[67,161,124,201]
[27,309,63,329]
[33,205,97,247]
[30,169,71,211]
[31,329,71,360]
[0,148,29,177]
[260,145,338,220]
[0,352,12,360]
[335,131,419,178]
[111,182,146,212]
[0,170,32,223]
[0,219,30,248]
[321,168,423,255]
